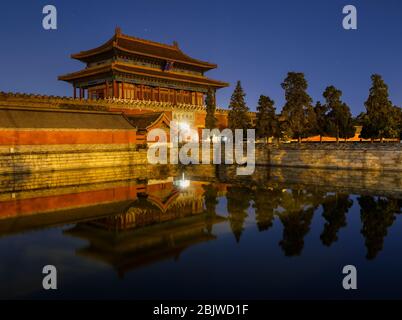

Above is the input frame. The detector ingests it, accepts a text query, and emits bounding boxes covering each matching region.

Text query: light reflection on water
[1,166,402,299]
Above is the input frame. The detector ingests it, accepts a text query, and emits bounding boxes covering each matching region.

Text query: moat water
[1,165,402,299]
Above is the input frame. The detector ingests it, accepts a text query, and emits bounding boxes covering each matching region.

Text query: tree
[360,74,398,142]
[320,193,352,246]
[353,112,366,126]
[255,95,278,142]
[252,187,281,231]
[228,81,251,131]
[226,186,251,243]
[280,72,316,143]
[277,189,316,256]
[358,196,399,259]
[202,183,218,234]
[323,86,356,143]
[205,88,217,130]
[392,105,402,140]
[313,101,328,143]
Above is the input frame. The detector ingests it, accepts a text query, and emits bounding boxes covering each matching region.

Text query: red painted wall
[0,129,136,145]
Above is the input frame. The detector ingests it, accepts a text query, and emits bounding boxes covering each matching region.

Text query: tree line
[205,73,401,142]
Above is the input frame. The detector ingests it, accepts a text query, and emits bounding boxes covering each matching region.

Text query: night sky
[0,0,401,115]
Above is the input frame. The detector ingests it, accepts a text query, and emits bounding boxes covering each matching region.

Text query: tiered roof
[71,27,217,70]
[58,62,228,88]
[58,28,229,89]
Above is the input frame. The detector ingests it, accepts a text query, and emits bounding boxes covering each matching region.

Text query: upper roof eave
[70,29,217,70]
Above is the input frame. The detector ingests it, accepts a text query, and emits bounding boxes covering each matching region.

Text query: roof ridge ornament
[115,26,122,36]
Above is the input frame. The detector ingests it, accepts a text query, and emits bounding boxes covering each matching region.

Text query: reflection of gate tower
[63,179,226,277]
[65,213,226,277]
[85,178,206,231]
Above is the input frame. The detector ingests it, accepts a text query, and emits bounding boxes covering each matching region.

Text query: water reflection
[320,193,352,247]
[358,196,402,260]
[227,186,251,242]
[2,168,402,262]
[277,189,317,256]
[253,187,281,232]
[63,178,227,277]
[2,166,402,298]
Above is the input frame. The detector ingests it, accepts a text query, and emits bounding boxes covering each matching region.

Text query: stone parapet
[0,144,148,174]
[255,143,402,171]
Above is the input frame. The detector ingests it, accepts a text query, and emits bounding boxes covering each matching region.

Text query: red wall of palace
[0,129,137,145]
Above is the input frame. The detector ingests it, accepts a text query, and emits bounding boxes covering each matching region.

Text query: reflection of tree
[358,196,400,260]
[252,188,281,232]
[320,193,353,246]
[226,186,251,243]
[202,183,219,234]
[277,189,317,256]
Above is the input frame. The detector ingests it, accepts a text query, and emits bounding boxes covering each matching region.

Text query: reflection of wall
[215,165,402,199]
[0,172,207,238]
[0,184,138,220]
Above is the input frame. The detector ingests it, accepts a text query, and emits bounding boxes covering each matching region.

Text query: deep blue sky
[0,0,401,114]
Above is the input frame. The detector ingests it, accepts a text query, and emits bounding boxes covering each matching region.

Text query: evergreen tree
[205,88,217,130]
[255,95,278,142]
[354,112,367,126]
[361,74,398,142]
[358,196,399,260]
[202,183,218,234]
[277,189,316,256]
[252,187,281,231]
[323,86,356,142]
[228,81,251,131]
[393,106,402,140]
[226,186,251,243]
[313,101,328,143]
[281,72,316,143]
[320,193,352,246]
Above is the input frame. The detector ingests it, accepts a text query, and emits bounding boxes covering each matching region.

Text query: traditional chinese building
[58,27,228,106]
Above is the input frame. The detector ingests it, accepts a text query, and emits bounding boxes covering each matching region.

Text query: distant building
[300,126,399,143]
